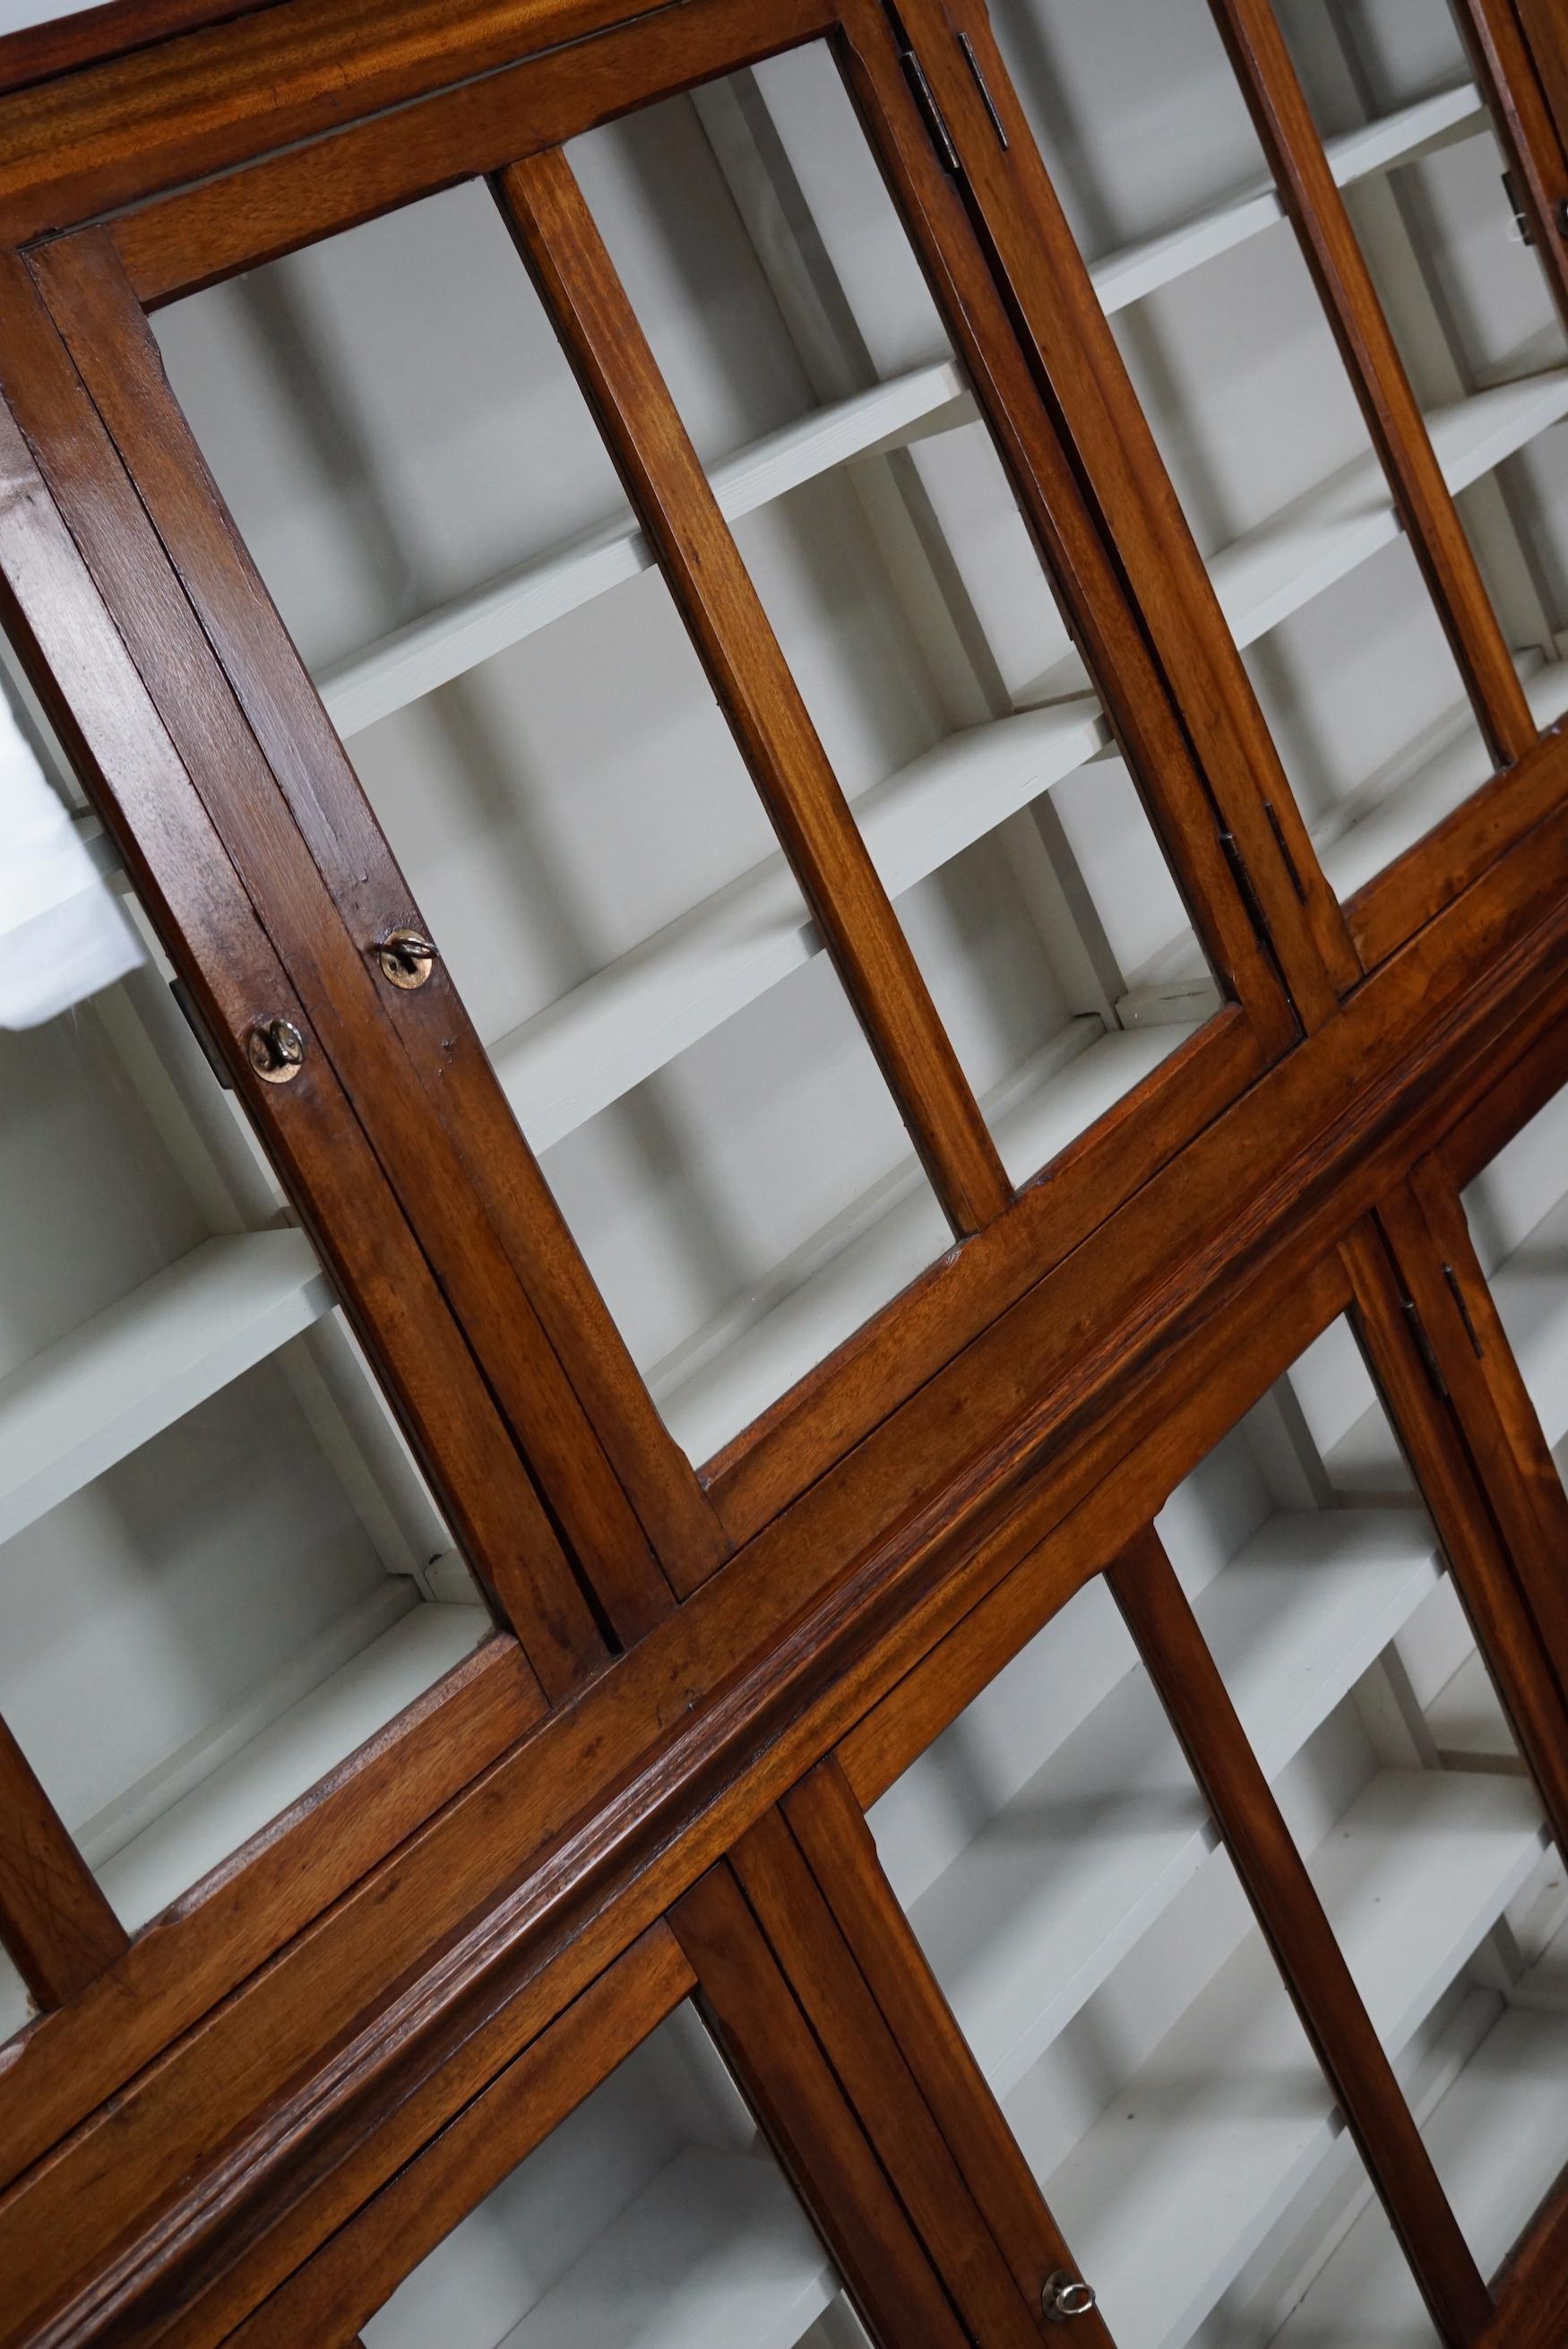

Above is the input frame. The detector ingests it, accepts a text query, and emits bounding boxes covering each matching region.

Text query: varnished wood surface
[220,1926,693,2348]
[784,1757,1113,2340]
[1453,0,1568,337]
[0,1718,126,2011]
[895,0,1359,1019]
[2,0,1568,2339]
[6,792,1568,2345]
[672,1861,977,2348]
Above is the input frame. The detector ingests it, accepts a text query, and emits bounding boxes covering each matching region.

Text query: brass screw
[376,928,439,989]
[247,1016,306,1084]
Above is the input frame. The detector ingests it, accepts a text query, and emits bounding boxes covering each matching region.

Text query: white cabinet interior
[0,712,489,2042]
[872,1307,1566,2349]
[3,0,1567,2339]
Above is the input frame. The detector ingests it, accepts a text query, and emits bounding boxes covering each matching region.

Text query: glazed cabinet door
[942,0,1568,987]
[790,1233,1568,2345]
[2,0,1314,1584]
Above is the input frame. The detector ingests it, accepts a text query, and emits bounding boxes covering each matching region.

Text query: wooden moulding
[5,774,1568,2346]
[0,1053,1538,2344]
[495,145,1012,1241]
[1453,0,1568,336]
[13,0,1310,1558]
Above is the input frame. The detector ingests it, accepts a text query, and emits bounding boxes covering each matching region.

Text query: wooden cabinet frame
[3,0,1568,2340]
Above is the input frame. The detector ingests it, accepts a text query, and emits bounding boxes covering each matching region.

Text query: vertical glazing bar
[0,1714,127,2009]
[495,145,1013,1239]
[1108,1524,1495,2346]
[1207,0,1538,769]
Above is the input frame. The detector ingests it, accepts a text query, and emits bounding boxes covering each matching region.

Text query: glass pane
[0,658,488,2047]
[361,1998,860,2349]
[988,0,1565,921]
[1460,1076,1568,1483]
[153,175,950,1468]
[572,41,1226,1194]
[867,1544,1365,2340]
[1196,1309,1567,2309]
[1279,0,1568,752]
[870,1291,1563,2337]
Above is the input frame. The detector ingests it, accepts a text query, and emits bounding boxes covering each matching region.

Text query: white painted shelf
[900,1508,1443,2099]
[495,2144,838,2349]
[1317,658,1568,903]
[92,1598,488,1932]
[1091,83,1484,317]
[0,1598,487,2048]
[1035,370,1568,705]
[655,1021,1191,1465]
[491,696,1109,1156]
[317,360,969,739]
[1428,1647,1521,1773]
[0,1231,333,1550]
[1277,2006,1568,2342]
[314,83,1486,747]
[1021,1769,1550,2349]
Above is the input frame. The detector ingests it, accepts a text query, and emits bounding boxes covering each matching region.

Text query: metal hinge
[1401,1292,1450,1400]
[956,29,1009,148]
[1503,168,1536,244]
[1443,1262,1485,1357]
[1217,825,1301,1026]
[900,45,961,175]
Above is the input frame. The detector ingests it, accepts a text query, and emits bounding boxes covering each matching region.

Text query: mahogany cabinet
[1,0,1567,2339]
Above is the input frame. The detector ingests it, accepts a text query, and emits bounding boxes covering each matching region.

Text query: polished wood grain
[497,145,1012,1239]
[1512,0,1568,159]
[671,1861,975,2349]
[25,230,711,1628]
[0,1717,127,2010]
[1108,1524,1495,2347]
[109,0,832,306]
[1207,0,1537,771]
[1391,1170,1568,1697]
[784,1757,1114,2339]
[4,794,1566,2321]
[728,1805,1048,2348]
[1344,1216,1568,1850]
[222,1926,693,2348]
[889,0,1359,1019]
[0,318,583,1693]
[4,0,1568,2339]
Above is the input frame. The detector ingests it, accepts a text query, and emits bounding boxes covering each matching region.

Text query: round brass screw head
[248,1017,306,1084]
[376,928,439,989]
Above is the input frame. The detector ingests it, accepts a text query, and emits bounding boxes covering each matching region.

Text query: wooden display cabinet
[0,0,1567,2340]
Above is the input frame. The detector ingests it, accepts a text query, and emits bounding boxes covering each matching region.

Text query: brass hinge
[956,29,1009,148]
[1217,824,1301,1028]
[1401,1293,1450,1400]
[1442,1262,1486,1358]
[900,44,961,175]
